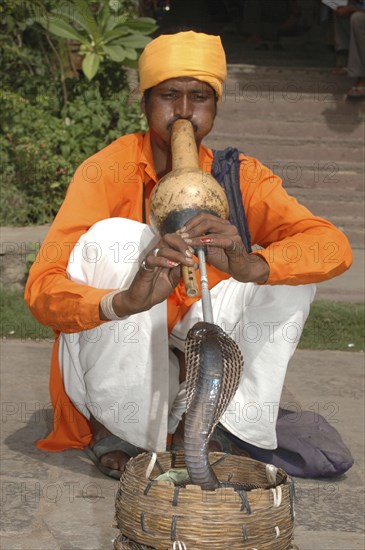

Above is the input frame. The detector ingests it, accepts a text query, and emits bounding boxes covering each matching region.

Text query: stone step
[222,81,352,102]
[296,193,364,209]
[268,161,363,190]
[218,90,365,119]
[227,64,350,78]
[285,186,364,202]
[206,133,364,163]
[226,64,362,93]
[220,97,364,121]
[213,114,365,141]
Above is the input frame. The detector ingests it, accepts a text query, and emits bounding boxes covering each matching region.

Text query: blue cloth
[212,148,252,253]
[226,408,354,478]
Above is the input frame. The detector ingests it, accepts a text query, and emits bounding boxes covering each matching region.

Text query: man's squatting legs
[59,218,316,470]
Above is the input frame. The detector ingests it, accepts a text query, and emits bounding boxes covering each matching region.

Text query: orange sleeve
[240,156,353,285]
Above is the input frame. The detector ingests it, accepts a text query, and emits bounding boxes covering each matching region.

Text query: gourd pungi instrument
[149,120,244,491]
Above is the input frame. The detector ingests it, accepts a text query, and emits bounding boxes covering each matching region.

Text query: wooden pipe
[149,119,229,297]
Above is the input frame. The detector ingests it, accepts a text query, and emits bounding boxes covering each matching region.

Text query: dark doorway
[141,0,337,68]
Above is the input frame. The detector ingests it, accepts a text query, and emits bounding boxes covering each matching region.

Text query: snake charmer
[25,30,353,480]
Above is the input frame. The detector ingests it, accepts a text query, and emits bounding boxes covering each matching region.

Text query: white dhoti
[59,218,316,452]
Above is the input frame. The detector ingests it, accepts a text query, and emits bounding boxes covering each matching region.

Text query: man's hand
[110,233,196,318]
[179,213,269,283]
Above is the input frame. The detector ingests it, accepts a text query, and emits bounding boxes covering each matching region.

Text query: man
[25,31,353,479]
[334,0,365,97]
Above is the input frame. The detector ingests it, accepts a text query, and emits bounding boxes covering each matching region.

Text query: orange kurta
[24,131,352,452]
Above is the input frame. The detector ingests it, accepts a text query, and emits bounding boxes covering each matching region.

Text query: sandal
[346,85,365,99]
[332,67,348,76]
[84,434,139,479]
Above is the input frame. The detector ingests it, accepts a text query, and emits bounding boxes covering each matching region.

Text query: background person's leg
[334,12,351,52]
[347,12,365,79]
[333,12,350,73]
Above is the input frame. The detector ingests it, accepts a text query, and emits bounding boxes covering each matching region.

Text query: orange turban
[138,31,227,100]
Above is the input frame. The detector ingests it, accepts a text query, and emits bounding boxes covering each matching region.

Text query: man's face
[141,77,217,149]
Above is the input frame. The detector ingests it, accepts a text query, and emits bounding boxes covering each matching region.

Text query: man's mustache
[166,118,198,132]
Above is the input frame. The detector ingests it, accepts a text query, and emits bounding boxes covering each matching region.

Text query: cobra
[184,321,244,491]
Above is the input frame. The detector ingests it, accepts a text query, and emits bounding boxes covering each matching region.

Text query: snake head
[187,321,223,341]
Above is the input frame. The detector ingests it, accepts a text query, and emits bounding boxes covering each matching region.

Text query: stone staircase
[205,65,365,249]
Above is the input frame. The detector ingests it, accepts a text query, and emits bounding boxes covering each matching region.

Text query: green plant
[0,80,147,224]
[0,0,151,225]
[36,0,157,79]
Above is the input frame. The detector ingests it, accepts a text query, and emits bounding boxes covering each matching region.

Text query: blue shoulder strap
[211,147,252,253]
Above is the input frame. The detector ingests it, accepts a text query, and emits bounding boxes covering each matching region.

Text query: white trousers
[334,11,365,77]
[348,12,365,78]
[59,218,316,452]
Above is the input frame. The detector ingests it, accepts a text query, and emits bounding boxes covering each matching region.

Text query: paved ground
[1,61,364,549]
[1,342,363,550]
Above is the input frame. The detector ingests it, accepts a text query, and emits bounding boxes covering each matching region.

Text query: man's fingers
[182,214,233,237]
[162,232,196,253]
[187,234,243,252]
[140,255,180,272]
[141,246,196,274]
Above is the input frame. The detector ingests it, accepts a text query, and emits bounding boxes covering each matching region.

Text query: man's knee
[66,217,155,287]
[84,217,146,239]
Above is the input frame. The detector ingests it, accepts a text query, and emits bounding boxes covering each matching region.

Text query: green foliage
[35,0,157,79]
[0,0,154,226]
[1,90,72,224]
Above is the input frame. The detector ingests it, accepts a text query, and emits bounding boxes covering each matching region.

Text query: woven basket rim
[122,451,289,492]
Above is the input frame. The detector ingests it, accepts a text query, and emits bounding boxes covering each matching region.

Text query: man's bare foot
[89,414,142,472]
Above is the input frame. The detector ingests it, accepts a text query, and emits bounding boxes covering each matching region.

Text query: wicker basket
[114,451,296,550]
